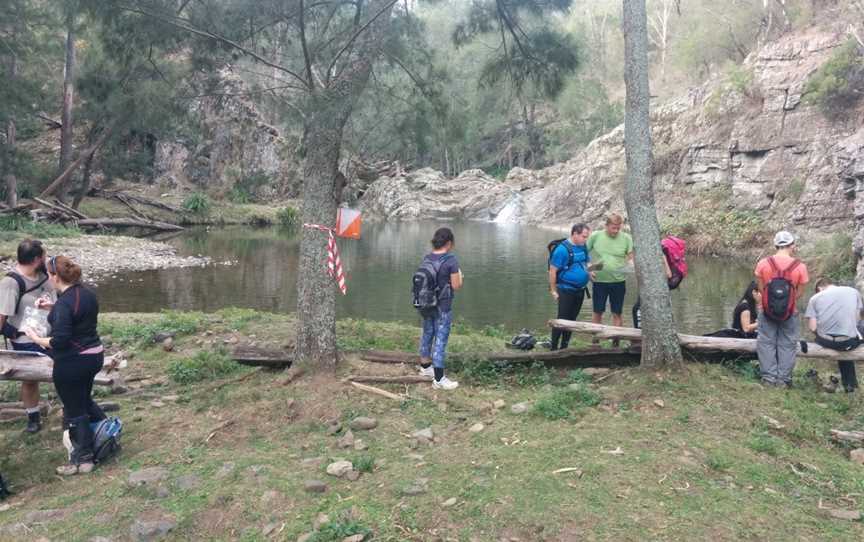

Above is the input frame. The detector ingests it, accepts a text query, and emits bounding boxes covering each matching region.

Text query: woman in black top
[732,280,759,339]
[25,255,105,475]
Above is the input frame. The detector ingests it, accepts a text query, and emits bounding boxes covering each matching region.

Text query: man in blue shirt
[549,223,593,350]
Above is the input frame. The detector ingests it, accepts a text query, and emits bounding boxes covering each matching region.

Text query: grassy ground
[0,310,863,541]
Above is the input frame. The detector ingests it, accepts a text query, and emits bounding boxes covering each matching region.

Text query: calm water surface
[94,222,758,335]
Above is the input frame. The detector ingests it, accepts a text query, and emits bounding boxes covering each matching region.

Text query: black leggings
[551,289,585,350]
[52,352,105,423]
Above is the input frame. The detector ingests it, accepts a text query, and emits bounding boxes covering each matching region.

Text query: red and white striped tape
[303,223,347,295]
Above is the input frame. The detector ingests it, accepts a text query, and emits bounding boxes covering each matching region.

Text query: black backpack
[412,254,452,317]
[1,272,48,340]
[763,257,801,321]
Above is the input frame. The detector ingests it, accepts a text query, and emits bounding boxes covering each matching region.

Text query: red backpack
[661,236,687,290]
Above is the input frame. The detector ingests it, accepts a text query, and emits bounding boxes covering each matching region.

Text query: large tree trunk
[71,147,95,209]
[295,0,396,371]
[622,0,682,367]
[58,8,76,202]
[4,57,17,208]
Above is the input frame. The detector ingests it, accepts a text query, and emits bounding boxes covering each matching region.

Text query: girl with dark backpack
[412,228,462,390]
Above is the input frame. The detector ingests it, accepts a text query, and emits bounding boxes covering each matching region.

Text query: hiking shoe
[55,462,94,476]
[24,419,41,434]
[418,366,434,378]
[432,376,459,390]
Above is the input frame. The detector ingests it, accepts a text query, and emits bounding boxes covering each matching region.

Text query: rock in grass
[492,399,506,409]
[346,470,361,481]
[468,423,485,433]
[326,460,354,478]
[510,402,530,414]
[326,421,343,435]
[337,430,355,449]
[354,439,368,451]
[175,474,201,491]
[130,516,176,542]
[349,417,378,431]
[152,332,175,343]
[128,467,169,487]
[850,448,864,465]
[342,535,366,542]
[442,497,458,507]
[304,480,328,493]
[412,427,434,442]
[262,523,279,536]
[826,508,862,521]
[402,478,429,496]
[162,337,174,352]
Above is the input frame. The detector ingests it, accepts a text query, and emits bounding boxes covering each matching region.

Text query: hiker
[587,213,633,332]
[0,239,53,433]
[413,227,462,390]
[805,277,863,393]
[704,281,760,338]
[754,231,809,387]
[548,223,593,350]
[632,235,688,329]
[24,256,107,474]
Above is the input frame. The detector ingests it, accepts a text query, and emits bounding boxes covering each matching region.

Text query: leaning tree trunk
[294,0,396,371]
[622,0,682,367]
[58,8,76,202]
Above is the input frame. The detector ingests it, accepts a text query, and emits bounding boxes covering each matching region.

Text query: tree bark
[295,0,396,371]
[4,57,18,208]
[58,6,77,202]
[71,149,94,209]
[622,0,682,367]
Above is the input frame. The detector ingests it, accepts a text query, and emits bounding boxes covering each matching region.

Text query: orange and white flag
[335,207,362,239]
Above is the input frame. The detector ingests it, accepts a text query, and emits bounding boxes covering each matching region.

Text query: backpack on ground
[1,272,48,341]
[661,236,687,290]
[411,254,452,317]
[92,417,123,464]
[763,257,801,321]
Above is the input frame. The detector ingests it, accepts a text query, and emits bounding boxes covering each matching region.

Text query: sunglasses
[47,256,57,275]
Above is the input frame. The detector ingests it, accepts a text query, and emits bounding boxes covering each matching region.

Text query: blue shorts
[592,282,626,315]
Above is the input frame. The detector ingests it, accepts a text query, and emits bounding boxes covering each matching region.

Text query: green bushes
[182,192,211,215]
[533,384,601,420]
[0,216,80,242]
[99,311,205,347]
[277,206,300,228]
[167,348,240,384]
[805,40,864,115]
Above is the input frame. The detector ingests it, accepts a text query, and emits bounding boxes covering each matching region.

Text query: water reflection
[94,222,758,335]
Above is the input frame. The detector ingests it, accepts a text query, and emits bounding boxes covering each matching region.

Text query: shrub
[352,455,375,473]
[182,192,211,215]
[805,40,864,115]
[533,384,601,420]
[277,206,299,228]
[227,187,251,204]
[167,348,239,384]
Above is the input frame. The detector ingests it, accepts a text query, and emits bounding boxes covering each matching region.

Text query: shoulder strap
[767,257,779,275]
[6,272,26,315]
[783,259,801,275]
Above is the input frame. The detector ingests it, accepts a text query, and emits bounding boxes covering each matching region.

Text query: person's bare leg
[591,313,603,344]
[611,313,623,347]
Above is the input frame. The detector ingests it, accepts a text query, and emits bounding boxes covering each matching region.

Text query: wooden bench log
[548,320,864,362]
[0,351,119,385]
[232,346,293,368]
[358,347,641,367]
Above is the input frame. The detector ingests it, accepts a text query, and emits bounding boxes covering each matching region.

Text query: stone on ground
[128,467,169,487]
[326,460,354,478]
[349,417,378,431]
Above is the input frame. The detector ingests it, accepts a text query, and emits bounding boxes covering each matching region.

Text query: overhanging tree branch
[326,0,399,82]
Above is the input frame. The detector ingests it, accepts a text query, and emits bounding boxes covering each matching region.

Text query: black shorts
[592,281,626,315]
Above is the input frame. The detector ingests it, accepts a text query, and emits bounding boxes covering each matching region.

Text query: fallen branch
[76,218,184,232]
[347,375,431,384]
[93,189,183,213]
[204,419,234,443]
[349,381,405,401]
[0,351,117,386]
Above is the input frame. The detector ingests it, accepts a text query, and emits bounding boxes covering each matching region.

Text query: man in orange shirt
[754,231,809,387]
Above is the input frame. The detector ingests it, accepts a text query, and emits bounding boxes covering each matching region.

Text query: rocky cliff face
[359,28,864,272]
[153,67,301,198]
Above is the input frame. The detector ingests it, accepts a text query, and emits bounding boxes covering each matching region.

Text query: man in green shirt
[587,213,634,330]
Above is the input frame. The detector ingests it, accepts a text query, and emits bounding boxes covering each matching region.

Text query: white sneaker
[418,366,434,378]
[432,376,459,390]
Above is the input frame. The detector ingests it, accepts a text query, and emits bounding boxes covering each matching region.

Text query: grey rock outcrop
[358,29,864,273]
[153,67,300,198]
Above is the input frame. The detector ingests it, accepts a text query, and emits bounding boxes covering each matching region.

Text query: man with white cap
[753,231,809,387]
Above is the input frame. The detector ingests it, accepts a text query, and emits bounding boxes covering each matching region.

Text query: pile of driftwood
[1,193,184,233]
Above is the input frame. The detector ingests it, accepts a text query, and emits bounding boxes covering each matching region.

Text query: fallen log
[76,217,184,232]
[0,351,117,386]
[549,320,864,362]
[830,429,864,444]
[347,375,431,384]
[361,350,418,364]
[232,346,293,368]
[360,347,641,368]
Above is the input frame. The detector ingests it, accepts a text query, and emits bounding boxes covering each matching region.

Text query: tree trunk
[58,7,76,202]
[295,0,396,371]
[71,149,94,209]
[4,57,17,208]
[621,0,682,367]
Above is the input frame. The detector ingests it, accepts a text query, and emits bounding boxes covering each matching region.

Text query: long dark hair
[431,227,455,249]
[739,280,758,313]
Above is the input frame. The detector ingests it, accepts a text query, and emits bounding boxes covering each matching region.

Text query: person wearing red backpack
[754,231,809,387]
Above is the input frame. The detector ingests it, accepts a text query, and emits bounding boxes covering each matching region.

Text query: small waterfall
[493,192,523,223]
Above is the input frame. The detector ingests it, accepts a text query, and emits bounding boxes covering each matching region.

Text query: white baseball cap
[773,230,795,247]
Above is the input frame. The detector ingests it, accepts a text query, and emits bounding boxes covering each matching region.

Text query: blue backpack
[92,417,123,463]
[547,240,590,291]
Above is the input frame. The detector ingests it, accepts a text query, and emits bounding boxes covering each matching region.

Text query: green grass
[181,192,211,215]
[1,311,863,541]
[99,310,206,347]
[166,348,241,384]
[276,206,300,228]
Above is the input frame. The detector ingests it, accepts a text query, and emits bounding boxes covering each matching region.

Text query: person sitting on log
[0,239,54,433]
[704,281,760,339]
[805,277,863,393]
[24,256,106,475]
